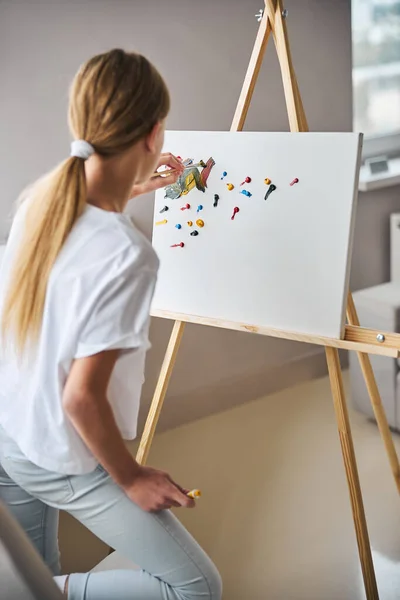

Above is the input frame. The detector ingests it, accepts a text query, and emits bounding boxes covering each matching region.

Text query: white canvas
[152,131,362,339]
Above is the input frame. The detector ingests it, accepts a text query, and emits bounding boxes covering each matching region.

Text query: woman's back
[0,202,158,474]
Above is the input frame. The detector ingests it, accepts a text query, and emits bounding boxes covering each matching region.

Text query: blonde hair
[1,49,170,353]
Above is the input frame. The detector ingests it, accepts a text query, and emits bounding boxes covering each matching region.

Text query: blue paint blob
[175,223,182,229]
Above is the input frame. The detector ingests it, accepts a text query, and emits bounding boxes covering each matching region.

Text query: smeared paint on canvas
[164,157,215,200]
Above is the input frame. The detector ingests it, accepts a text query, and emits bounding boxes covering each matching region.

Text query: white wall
[1,0,398,430]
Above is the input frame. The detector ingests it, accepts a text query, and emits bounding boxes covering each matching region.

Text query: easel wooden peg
[137,2,400,598]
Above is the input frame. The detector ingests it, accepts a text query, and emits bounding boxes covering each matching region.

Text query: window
[352,0,400,149]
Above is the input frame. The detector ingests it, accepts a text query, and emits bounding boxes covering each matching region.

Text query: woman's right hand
[123,465,196,512]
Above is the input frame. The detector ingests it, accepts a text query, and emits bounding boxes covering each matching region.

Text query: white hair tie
[70,140,95,160]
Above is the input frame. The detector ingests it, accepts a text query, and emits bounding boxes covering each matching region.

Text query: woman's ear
[145,121,163,154]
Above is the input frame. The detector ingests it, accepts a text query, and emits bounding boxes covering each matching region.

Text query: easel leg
[136,321,185,465]
[230,10,272,131]
[326,347,379,600]
[346,294,400,494]
[265,0,309,132]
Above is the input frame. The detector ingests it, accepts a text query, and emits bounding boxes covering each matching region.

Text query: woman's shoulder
[60,206,159,277]
[108,212,159,274]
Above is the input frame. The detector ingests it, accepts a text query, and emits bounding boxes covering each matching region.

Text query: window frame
[351,0,400,162]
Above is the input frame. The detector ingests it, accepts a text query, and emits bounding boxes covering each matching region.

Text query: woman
[0,49,222,600]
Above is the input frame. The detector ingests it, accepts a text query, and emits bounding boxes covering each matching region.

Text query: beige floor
[60,371,400,599]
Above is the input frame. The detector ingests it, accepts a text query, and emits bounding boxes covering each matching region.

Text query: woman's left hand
[130,153,185,198]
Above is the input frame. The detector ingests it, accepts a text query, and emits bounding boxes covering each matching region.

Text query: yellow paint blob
[155,219,168,226]
[187,221,193,227]
[196,219,205,228]
[187,489,202,499]
[264,178,271,185]
[226,183,234,191]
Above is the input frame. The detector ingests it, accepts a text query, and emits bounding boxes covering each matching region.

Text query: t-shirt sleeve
[75,265,157,359]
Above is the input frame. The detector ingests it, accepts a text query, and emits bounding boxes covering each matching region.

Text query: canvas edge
[338,132,364,340]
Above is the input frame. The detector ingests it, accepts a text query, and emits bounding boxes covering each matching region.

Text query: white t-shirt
[0,203,159,474]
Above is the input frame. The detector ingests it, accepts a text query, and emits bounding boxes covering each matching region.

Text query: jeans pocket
[1,455,75,505]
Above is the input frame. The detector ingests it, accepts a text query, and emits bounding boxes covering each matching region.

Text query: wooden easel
[137,2,400,598]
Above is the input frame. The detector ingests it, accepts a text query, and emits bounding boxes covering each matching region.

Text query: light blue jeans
[0,426,222,600]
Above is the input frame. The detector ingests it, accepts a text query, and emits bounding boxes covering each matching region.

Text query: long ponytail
[1,48,170,354]
[1,157,86,353]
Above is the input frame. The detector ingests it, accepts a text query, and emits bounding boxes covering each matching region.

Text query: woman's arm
[63,350,194,512]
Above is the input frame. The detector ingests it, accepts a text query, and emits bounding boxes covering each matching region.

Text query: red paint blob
[290,178,299,186]
[171,242,185,248]
[180,203,190,210]
[240,176,251,186]
[231,207,240,220]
